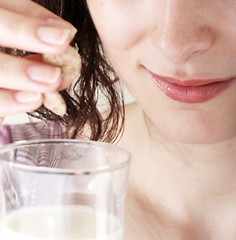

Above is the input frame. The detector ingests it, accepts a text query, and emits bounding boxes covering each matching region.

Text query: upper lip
[148,71,234,87]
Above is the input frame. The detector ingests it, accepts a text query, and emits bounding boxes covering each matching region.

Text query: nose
[153,0,214,64]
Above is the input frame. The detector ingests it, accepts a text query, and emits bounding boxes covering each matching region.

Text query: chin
[152,109,236,145]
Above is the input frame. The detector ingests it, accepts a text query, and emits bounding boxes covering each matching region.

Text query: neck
[143,112,236,188]
[121,103,236,238]
[135,112,236,216]
[121,103,236,191]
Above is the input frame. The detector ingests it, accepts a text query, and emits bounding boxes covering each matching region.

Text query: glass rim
[0,139,131,175]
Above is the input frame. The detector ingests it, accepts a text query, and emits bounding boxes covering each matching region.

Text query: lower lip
[150,73,233,103]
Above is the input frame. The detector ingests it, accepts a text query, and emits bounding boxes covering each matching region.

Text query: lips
[148,72,234,103]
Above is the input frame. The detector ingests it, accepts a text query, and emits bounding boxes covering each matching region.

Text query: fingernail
[27,65,61,83]
[14,92,42,103]
[46,18,77,38]
[37,24,72,45]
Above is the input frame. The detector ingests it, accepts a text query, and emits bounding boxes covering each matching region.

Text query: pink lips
[149,72,234,103]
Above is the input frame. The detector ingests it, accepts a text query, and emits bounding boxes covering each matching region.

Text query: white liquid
[0,205,123,240]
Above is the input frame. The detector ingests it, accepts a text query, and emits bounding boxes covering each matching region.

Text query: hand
[0,0,77,124]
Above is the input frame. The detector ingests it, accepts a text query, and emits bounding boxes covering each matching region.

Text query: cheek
[87,1,149,52]
[219,3,236,34]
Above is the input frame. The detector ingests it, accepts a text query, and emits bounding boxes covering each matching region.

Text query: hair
[27,0,125,143]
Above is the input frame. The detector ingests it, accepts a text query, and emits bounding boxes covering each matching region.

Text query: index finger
[0,8,77,54]
[1,0,69,25]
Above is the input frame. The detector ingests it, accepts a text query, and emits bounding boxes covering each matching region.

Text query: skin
[87,0,236,144]
[86,0,236,239]
[1,0,236,239]
[0,0,76,118]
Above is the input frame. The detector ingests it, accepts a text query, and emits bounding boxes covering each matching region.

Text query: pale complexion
[87,0,236,239]
[0,0,235,239]
[0,0,76,120]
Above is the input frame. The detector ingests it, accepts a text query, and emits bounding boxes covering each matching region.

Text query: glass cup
[0,139,131,240]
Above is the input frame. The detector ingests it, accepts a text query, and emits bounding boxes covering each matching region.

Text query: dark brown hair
[29,0,125,143]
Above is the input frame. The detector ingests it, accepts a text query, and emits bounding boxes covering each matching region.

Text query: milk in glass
[0,205,123,240]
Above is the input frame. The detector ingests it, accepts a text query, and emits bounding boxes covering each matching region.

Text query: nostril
[155,25,214,64]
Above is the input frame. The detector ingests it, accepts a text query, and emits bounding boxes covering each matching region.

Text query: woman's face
[86,0,236,144]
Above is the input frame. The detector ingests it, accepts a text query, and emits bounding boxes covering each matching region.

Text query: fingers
[25,53,78,91]
[0,0,77,118]
[0,89,43,117]
[19,54,75,91]
[0,53,65,117]
[0,53,62,92]
[1,0,65,22]
[0,8,77,54]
